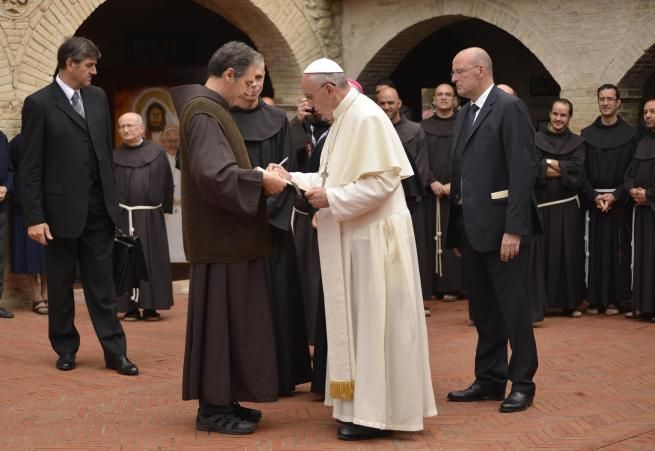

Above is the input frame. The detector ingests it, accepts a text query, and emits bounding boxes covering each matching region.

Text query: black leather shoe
[196,412,256,434]
[0,307,14,318]
[499,391,534,413]
[56,353,76,371]
[337,423,392,441]
[105,355,139,376]
[232,402,262,423]
[447,383,505,402]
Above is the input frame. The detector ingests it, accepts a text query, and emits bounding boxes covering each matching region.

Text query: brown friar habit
[421,114,465,297]
[393,116,432,299]
[231,100,312,396]
[581,117,637,310]
[113,140,174,312]
[535,128,586,311]
[289,116,330,346]
[625,131,655,315]
[170,84,278,405]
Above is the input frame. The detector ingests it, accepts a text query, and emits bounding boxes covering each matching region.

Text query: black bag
[113,229,148,296]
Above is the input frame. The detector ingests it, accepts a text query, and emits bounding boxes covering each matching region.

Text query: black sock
[199,399,234,416]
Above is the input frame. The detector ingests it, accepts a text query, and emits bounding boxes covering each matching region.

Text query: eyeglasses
[598,97,617,103]
[304,82,335,101]
[117,123,141,130]
[450,65,481,77]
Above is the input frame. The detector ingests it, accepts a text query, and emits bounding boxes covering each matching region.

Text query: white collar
[55,74,79,101]
[472,83,494,110]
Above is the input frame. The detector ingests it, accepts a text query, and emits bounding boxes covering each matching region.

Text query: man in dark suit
[20,36,138,375]
[446,47,538,412]
[0,131,13,319]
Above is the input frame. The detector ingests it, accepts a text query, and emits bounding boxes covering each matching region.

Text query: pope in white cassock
[271,58,437,441]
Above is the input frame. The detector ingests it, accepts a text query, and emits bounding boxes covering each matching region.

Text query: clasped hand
[595,193,616,212]
[629,187,648,205]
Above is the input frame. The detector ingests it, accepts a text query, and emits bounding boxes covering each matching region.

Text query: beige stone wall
[1,0,655,132]
[0,0,345,137]
[342,0,655,131]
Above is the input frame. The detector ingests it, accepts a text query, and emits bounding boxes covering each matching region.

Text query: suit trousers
[464,241,538,395]
[45,195,126,358]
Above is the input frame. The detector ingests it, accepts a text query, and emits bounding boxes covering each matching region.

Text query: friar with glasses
[113,112,174,322]
[171,41,288,435]
[271,58,437,441]
[580,84,637,317]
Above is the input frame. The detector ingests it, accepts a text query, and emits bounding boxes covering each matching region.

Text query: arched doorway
[618,43,655,125]
[357,17,559,126]
[78,0,274,112]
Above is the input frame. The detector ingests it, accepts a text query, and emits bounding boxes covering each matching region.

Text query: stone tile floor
[1,292,654,450]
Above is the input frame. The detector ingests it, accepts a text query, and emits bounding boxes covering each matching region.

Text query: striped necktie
[71,91,85,118]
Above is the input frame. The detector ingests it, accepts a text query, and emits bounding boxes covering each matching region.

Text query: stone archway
[6,0,335,127]
[344,0,567,89]
[618,42,655,125]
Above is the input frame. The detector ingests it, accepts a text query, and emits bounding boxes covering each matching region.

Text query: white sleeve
[326,171,400,222]
[290,171,322,191]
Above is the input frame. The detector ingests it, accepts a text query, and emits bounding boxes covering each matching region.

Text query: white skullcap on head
[303,58,344,74]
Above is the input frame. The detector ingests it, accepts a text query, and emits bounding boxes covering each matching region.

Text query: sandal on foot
[232,402,262,423]
[196,412,256,434]
[32,300,48,315]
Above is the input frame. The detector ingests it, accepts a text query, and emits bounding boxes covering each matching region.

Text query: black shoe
[105,355,139,376]
[0,307,14,318]
[196,412,256,434]
[142,309,161,321]
[232,402,262,423]
[499,391,534,413]
[337,423,392,441]
[56,353,76,371]
[122,310,140,321]
[447,383,505,402]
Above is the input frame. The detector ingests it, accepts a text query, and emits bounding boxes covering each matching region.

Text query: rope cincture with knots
[434,198,443,277]
[118,203,162,303]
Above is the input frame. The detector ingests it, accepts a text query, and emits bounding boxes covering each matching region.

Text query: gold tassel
[329,380,355,400]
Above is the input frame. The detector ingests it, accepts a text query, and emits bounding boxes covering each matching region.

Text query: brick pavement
[1,292,654,450]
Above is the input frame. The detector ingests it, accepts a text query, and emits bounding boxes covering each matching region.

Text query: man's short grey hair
[207,41,264,79]
[305,72,348,89]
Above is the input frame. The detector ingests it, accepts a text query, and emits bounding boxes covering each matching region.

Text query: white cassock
[165,152,185,262]
[292,87,437,431]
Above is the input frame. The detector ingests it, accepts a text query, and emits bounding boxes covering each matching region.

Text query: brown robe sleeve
[186,113,263,217]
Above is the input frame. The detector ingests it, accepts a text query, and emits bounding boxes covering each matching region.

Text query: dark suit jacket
[0,131,14,214]
[20,81,119,238]
[447,86,539,252]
